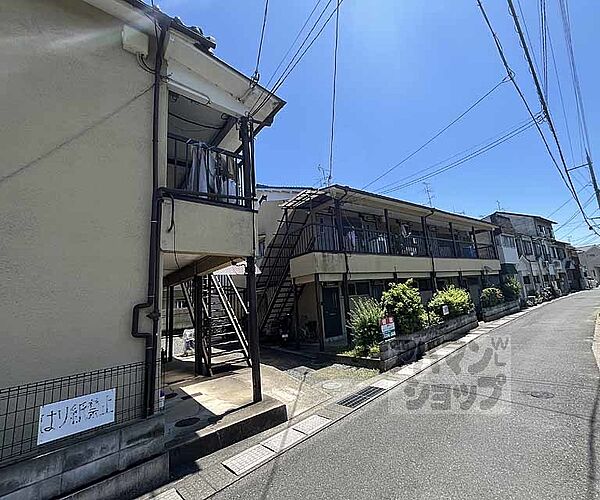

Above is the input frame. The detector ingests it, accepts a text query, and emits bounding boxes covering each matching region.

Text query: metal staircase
[181,274,250,374]
[257,190,326,335]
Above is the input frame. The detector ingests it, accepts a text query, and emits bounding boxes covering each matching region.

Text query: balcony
[161,133,255,261]
[165,133,251,208]
[293,223,497,260]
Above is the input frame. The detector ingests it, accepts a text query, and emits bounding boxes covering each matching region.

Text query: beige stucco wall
[0,0,154,386]
[290,252,500,280]
[161,200,253,257]
[297,282,318,334]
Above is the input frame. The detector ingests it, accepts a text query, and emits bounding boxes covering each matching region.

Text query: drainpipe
[131,19,171,419]
[336,189,351,345]
[422,209,437,292]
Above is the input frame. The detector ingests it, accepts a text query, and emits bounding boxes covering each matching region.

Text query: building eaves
[492,211,558,225]
[326,184,496,229]
[257,184,313,191]
[122,0,215,52]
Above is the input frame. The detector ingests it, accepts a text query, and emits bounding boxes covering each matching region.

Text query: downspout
[423,209,437,292]
[336,188,351,345]
[131,19,171,418]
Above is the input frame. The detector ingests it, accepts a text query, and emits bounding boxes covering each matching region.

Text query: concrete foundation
[379,312,479,371]
[480,300,521,322]
[0,417,167,500]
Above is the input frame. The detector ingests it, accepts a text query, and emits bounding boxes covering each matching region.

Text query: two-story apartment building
[257,186,500,348]
[0,1,283,497]
[485,211,582,297]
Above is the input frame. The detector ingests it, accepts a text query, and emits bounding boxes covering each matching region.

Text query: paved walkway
[144,290,600,499]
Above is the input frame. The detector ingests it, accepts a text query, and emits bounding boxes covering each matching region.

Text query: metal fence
[294,223,496,260]
[0,362,146,467]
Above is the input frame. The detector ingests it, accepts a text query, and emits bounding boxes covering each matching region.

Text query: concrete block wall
[380,312,478,371]
[480,300,520,322]
[0,417,167,500]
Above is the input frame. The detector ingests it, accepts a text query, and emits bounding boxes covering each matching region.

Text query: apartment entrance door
[322,286,342,338]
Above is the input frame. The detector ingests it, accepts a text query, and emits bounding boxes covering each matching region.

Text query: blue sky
[156,0,600,246]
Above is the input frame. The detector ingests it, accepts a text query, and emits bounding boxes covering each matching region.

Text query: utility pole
[587,152,600,211]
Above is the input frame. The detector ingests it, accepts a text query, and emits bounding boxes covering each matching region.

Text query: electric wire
[477,0,599,237]
[326,0,341,186]
[263,0,324,90]
[251,0,344,118]
[376,116,538,194]
[252,0,270,84]
[379,117,539,195]
[362,77,510,191]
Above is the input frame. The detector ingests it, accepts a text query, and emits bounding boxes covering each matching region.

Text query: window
[348,281,370,296]
[523,240,533,255]
[258,238,266,257]
[501,235,516,248]
[371,281,385,300]
[416,278,433,291]
[534,276,541,283]
[516,238,523,256]
[175,299,186,309]
[551,247,557,259]
[523,276,531,284]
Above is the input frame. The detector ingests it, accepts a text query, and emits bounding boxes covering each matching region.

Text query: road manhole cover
[530,391,555,399]
[322,381,342,390]
[175,417,201,427]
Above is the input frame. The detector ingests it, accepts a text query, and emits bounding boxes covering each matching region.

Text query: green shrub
[347,297,383,355]
[480,287,504,308]
[381,279,427,335]
[428,285,473,318]
[501,277,521,302]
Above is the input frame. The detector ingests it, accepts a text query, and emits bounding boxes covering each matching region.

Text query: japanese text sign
[37,388,116,445]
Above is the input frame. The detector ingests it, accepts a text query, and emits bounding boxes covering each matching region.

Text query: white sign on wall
[37,388,116,445]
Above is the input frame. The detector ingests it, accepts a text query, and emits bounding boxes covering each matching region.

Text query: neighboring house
[257,185,501,348]
[578,244,600,285]
[0,1,283,497]
[484,213,519,280]
[565,243,585,291]
[486,211,581,297]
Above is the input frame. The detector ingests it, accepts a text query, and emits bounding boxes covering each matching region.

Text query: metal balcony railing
[293,223,497,260]
[166,133,250,207]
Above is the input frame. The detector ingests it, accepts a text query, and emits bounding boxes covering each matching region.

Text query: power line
[263,0,324,90]
[505,0,600,234]
[558,0,591,152]
[372,116,536,194]
[477,0,599,237]
[361,77,509,190]
[252,0,270,84]
[379,117,539,195]
[546,183,590,218]
[251,0,343,117]
[326,0,341,186]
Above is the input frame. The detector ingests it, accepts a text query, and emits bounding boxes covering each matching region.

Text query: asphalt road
[214,290,600,500]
